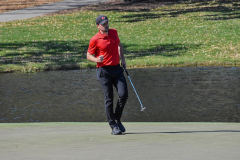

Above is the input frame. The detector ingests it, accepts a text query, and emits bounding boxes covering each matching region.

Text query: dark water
[0,67,240,123]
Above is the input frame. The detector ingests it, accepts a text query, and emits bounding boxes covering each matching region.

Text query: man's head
[96,15,109,34]
[96,15,108,25]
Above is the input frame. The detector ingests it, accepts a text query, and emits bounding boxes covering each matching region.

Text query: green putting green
[1,122,239,160]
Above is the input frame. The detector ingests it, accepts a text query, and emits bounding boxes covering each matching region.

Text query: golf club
[123,66,146,111]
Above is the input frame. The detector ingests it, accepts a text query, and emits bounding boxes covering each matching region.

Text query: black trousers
[96,64,128,129]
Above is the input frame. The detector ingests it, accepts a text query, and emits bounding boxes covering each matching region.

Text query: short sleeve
[88,38,97,55]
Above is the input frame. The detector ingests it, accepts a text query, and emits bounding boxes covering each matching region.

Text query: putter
[123,66,146,111]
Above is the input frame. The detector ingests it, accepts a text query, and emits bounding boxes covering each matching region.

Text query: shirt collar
[97,29,110,38]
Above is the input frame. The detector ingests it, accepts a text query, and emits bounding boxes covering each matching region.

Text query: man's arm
[87,52,103,63]
[118,43,127,68]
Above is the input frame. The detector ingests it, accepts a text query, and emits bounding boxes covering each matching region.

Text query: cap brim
[99,20,108,25]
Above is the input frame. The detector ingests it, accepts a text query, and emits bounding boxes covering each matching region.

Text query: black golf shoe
[111,125,122,135]
[116,120,126,132]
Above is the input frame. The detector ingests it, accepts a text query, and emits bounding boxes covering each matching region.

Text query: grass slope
[0,1,239,73]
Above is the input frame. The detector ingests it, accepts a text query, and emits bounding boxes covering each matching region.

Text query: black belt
[101,64,120,69]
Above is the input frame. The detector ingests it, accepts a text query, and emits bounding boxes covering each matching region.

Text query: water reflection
[0,67,240,122]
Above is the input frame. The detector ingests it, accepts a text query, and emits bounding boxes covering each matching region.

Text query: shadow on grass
[92,0,239,23]
[125,130,240,135]
[0,40,201,72]
[116,5,239,22]
[123,43,201,59]
[204,12,240,20]
[0,40,89,71]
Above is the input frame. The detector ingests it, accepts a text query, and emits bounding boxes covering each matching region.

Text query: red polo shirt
[88,29,120,68]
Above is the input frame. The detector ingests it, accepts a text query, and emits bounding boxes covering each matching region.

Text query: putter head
[141,107,146,111]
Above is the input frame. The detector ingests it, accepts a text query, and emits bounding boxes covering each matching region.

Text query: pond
[0,67,240,122]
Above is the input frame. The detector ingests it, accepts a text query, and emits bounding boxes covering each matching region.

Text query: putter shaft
[124,67,145,111]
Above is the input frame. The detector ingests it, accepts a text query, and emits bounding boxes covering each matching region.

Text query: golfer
[87,15,128,135]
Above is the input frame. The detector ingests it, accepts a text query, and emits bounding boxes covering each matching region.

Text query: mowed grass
[0,2,239,73]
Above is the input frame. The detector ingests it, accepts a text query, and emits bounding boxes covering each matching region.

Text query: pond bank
[1,67,240,123]
[1,61,240,74]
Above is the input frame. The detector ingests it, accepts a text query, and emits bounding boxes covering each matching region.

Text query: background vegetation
[0,0,239,73]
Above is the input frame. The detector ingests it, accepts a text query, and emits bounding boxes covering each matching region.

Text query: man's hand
[87,52,104,63]
[99,55,104,62]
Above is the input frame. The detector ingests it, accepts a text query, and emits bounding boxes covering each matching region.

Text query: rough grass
[0,1,239,73]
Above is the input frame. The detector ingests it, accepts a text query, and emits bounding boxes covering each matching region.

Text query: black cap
[96,15,108,25]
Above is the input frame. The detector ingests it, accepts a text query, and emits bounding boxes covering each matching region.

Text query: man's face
[97,21,109,33]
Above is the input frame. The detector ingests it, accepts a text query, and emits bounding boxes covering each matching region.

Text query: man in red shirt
[87,15,128,135]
